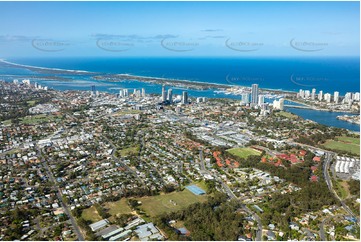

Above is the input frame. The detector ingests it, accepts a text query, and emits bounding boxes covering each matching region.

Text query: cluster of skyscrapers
[240,83,284,111]
[161,85,189,105]
[241,84,263,106]
[298,88,360,105]
[88,84,199,106]
[117,88,145,98]
[90,85,147,98]
[161,85,173,103]
[13,79,48,91]
[242,84,265,106]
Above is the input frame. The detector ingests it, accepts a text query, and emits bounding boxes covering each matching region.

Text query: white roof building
[89,219,109,232]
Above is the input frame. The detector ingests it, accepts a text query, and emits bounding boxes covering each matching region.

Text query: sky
[0,1,359,57]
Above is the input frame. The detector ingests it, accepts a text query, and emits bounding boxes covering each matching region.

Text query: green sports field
[138,189,207,217]
[20,114,56,124]
[227,147,262,159]
[119,145,140,157]
[323,136,360,156]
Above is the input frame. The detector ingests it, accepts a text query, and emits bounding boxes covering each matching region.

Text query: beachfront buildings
[334,91,339,104]
[311,88,316,100]
[318,90,323,101]
[324,93,332,103]
[296,87,360,112]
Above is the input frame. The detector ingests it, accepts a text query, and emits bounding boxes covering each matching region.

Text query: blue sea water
[7,56,360,95]
[0,56,360,131]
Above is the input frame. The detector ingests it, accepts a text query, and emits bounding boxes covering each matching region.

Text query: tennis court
[186,185,206,195]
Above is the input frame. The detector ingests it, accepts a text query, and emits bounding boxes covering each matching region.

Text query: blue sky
[0,1,359,57]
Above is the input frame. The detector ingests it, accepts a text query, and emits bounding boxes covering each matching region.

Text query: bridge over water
[284,104,313,109]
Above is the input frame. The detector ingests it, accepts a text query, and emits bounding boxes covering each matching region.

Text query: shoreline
[284,98,359,114]
[0,59,298,95]
[336,114,360,125]
[0,59,96,74]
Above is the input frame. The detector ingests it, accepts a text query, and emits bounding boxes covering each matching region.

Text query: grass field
[104,199,132,217]
[27,100,36,106]
[334,180,350,199]
[275,111,298,119]
[81,206,102,223]
[113,109,142,116]
[1,148,21,156]
[323,136,360,156]
[337,136,360,145]
[227,147,262,159]
[138,189,207,217]
[20,114,56,124]
[119,145,140,157]
[2,119,12,125]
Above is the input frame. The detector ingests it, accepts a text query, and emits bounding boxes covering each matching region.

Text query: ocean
[7,56,360,95]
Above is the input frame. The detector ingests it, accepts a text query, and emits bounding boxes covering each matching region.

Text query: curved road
[272,140,359,240]
[319,214,345,241]
[199,150,263,241]
[323,152,358,220]
[288,140,358,221]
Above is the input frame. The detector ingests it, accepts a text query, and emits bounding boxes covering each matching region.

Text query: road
[102,136,137,175]
[199,149,205,170]
[252,145,281,157]
[319,217,330,241]
[319,214,345,241]
[38,147,85,241]
[199,151,263,241]
[102,136,147,187]
[286,140,358,223]
[221,180,263,241]
[323,152,359,223]
[323,152,334,191]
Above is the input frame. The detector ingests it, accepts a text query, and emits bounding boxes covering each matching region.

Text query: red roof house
[299,150,307,156]
[313,156,321,162]
[310,175,318,182]
[277,154,289,160]
[311,166,318,173]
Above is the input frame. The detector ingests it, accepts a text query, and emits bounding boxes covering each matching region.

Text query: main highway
[323,152,359,222]
[288,139,358,221]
